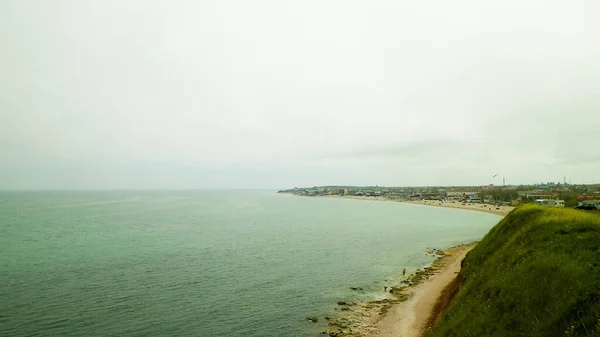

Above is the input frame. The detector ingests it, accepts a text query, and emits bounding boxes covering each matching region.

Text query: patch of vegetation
[427,205,600,337]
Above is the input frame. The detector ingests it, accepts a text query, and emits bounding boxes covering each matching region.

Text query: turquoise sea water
[0,190,501,336]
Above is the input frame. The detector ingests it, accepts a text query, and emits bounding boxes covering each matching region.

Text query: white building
[534,199,565,208]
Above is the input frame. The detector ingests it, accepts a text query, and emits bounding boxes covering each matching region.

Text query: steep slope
[427,205,600,337]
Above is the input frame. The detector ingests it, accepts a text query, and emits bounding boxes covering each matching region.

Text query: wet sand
[326,243,477,337]
[375,243,476,337]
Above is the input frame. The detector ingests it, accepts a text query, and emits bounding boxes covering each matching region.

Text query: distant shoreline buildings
[279,183,600,208]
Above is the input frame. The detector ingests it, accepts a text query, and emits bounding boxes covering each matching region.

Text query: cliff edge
[426,205,600,337]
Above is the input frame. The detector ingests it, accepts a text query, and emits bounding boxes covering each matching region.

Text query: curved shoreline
[376,243,476,337]
[319,195,513,216]
[286,192,507,336]
[326,243,477,337]
[319,194,507,337]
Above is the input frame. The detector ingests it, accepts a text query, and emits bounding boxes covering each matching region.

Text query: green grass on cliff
[427,205,600,337]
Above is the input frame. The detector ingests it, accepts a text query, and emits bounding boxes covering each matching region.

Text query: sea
[0,190,501,337]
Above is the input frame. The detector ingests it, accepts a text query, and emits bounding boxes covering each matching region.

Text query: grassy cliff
[427,205,600,337]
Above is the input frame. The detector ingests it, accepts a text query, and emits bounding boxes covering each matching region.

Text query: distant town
[278,182,600,209]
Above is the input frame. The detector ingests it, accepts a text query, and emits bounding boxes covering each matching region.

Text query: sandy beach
[313,193,507,336]
[322,195,513,216]
[326,243,478,337]
[375,243,476,337]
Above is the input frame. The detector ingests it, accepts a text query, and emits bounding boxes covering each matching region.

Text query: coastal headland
[281,186,600,336]
[318,200,600,336]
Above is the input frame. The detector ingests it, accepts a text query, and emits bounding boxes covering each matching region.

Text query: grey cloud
[1,0,599,189]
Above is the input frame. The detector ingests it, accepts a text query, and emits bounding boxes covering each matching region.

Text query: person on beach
[403,268,406,276]
[384,286,387,292]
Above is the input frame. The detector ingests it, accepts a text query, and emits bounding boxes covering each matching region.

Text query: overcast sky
[1,0,599,189]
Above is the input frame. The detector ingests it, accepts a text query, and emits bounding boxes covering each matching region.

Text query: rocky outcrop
[324,247,454,336]
[326,295,408,336]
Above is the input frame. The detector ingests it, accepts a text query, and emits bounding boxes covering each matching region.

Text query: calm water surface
[0,190,501,336]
